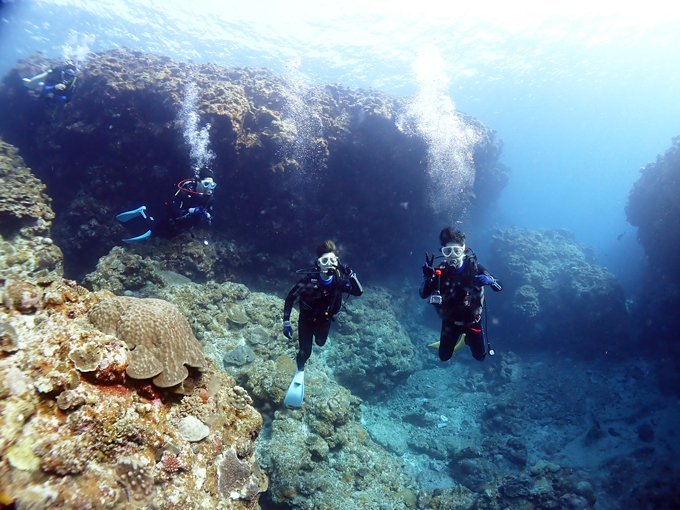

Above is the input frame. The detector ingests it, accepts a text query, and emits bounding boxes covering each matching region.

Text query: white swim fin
[284,369,305,407]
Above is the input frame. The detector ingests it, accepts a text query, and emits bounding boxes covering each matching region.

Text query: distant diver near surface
[23,59,78,104]
[116,176,216,242]
[420,227,503,361]
[281,240,363,407]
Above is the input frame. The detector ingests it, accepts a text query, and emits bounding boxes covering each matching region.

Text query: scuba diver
[23,59,78,104]
[282,240,363,407]
[420,227,503,362]
[116,176,216,242]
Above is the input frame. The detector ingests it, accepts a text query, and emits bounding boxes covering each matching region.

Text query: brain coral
[89,296,205,387]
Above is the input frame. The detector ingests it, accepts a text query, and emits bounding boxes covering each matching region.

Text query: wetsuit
[42,66,77,104]
[283,269,363,370]
[163,179,215,232]
[118,179,214,241]
[420,249,502,361]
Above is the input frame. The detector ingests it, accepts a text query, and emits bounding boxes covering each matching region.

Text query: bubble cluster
[397,45,481,217]
[277,59,324,182]
[179,79,215,177]
[61,30,95,68]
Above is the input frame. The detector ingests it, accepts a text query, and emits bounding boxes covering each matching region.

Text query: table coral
[89,296,206,387]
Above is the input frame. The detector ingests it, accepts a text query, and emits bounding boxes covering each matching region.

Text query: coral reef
[0,139,63,285]
[0,49,507,281]
[326,287,419,400]
[488,228,632,357]
[89,295,206,388]
[88,264,424,508]
[0,278,266,509]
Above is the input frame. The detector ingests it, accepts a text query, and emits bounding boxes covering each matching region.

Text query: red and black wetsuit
[420,250,501,361]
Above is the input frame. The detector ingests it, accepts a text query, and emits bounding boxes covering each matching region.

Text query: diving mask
[441,245,464,258]
[318,254,338,267]
[197,177,217,195]
[443,243,465,269]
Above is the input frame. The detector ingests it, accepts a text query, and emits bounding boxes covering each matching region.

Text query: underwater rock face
[625,136,680,366]
[0,278,266,509]
[0,49,507,280]
[489,228,631,357]
[0,139,63,285]
[626,136,680,275]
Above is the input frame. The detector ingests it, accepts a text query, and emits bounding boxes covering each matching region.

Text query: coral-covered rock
[0,139,63,285]
[0,280,266,509]
[89,295,207,387]
[488,228,631,357]
[0,49,506,281]
[329,287,418,400]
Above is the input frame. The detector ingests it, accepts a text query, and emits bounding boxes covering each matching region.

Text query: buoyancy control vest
[435,249,484,323]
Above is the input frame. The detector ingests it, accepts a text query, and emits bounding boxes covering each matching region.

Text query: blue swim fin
[284,369,305,407]
[122,230,151,243]
[116,206,147,223]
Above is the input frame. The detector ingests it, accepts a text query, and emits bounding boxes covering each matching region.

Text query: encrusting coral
[0,139,63,286]
[89,296,206,388]
[0,277,267,509]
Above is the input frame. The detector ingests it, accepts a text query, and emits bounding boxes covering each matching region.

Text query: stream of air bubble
[179,79,215,177]
[397,45,481,217]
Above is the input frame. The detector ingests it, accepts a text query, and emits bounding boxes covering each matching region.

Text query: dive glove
[189,207,211,223]
[475,274,502,291]
[422,252,436,279]
[340,263,354,277]
[283,320,293,339]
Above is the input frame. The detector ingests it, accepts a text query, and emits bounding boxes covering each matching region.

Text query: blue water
[2,0,680,291]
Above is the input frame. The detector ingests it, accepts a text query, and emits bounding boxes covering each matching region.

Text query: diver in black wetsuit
[281,240,363,407]
[23,60,78,104]
[420,227,503,362]
[116,176,216,242]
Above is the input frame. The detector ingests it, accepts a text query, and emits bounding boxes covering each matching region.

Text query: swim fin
[284,369,305,407]
[454,333,467,352]
[122,230,152,243]
[23,71,49,89]
[116,205,148,223]
[428,334,466,352]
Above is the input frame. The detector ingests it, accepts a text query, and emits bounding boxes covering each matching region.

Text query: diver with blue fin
[420,227,502,361]
[116,176,216,242]
[282,240,363,407]
[23,59,78,104]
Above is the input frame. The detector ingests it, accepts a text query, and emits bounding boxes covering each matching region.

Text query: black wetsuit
[420,249,502,361]
[119,179,214,240]
[162,179,215,233]
[283,269,363,370]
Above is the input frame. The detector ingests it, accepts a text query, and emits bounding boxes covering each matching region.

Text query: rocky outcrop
[625,136,680,376]
[0,139,63,286]
[0,279,266,509]
[626,136,680,275]
[0,49,507,281]
[488,228,631,357]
